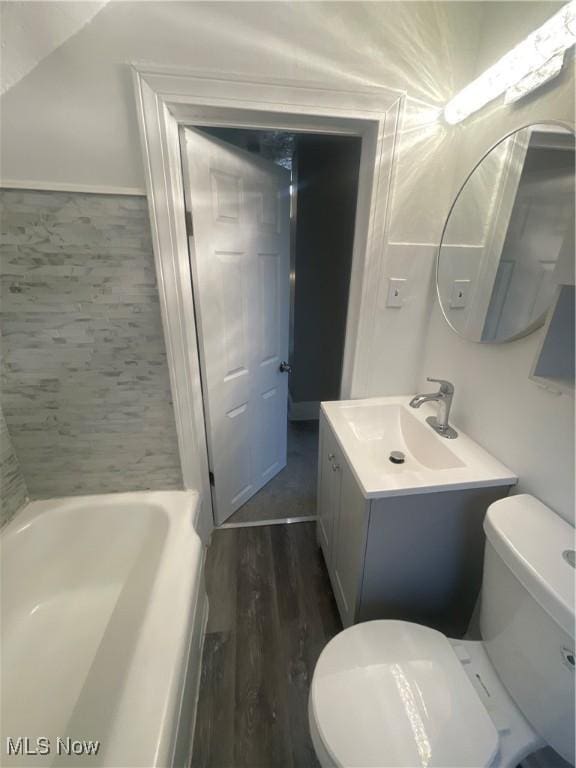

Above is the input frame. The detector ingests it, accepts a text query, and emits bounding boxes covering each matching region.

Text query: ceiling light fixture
[504,51,566,104]
[444,0,576,125]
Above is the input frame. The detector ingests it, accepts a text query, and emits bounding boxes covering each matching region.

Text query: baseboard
[220,515,317,529]
[0,179,147,196]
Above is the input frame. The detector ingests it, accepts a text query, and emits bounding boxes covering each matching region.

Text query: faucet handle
[426,377,454,395]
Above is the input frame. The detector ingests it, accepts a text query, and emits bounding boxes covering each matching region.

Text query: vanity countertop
[322,396,517,499]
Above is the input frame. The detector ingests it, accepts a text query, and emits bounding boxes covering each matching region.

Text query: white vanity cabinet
[317,416,369,626]
[316,403,517,635]
[316,416,342,560]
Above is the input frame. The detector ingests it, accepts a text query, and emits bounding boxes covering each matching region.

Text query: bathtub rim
[1,489,207,768]
[1,488,200,537]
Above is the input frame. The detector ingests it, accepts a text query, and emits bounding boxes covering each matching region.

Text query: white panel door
[181,128,290,525]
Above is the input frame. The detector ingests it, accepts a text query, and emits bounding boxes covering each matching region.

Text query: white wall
[2,0,572,524]
[416,3,575,525]
[364,2,571,396]
[362,0,574,524]
[0,1,108,95]
[0,1,482,193]
[0,1,484,538]
[0,1,484,399]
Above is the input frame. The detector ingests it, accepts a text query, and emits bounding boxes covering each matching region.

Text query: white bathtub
[1,490,208,768]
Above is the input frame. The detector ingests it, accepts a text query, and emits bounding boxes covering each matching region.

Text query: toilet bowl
[309,495,575,768]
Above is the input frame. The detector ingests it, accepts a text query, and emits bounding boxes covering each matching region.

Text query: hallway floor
[223,420,319,526]
[192,522,341,768]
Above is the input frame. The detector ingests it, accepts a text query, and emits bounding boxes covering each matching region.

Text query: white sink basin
[322,396,517,498]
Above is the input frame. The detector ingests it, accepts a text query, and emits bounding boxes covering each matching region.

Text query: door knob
[279,361,292,373]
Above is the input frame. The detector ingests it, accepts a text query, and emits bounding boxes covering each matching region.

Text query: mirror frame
[436,119,576,344]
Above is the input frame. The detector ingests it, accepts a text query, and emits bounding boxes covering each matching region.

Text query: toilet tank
[480,495,575,765]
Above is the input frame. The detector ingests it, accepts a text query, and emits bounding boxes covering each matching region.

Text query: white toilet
[309,494,575,768]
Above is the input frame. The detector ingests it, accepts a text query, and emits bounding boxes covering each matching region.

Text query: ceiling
[0,1,109,95]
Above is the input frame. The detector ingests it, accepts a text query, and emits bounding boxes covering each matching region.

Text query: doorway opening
[181,126,361,527]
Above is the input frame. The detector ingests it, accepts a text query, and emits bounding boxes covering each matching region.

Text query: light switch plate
[450,279,471,309]
[386,277,407,308]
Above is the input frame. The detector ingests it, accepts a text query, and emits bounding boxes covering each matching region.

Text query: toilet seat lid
[310,621,499,768]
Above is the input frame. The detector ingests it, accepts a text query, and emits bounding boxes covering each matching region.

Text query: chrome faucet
[409,378,458,439]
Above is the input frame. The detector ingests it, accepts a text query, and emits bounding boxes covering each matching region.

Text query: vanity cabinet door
[330,458,369,627]
[317,415,342,568]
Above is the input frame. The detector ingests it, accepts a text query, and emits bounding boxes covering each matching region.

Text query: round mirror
[437,123,575,343]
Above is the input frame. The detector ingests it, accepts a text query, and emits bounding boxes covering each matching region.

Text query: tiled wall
[0,189,183,499]
[0,405,28,526]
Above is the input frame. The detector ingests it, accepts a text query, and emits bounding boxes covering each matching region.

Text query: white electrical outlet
[386,277,407,308]
[450,279,471,309]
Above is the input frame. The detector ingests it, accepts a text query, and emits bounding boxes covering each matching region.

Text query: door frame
[132,66,404,530]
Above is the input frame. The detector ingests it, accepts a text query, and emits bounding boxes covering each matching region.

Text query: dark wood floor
[192,522,342,768]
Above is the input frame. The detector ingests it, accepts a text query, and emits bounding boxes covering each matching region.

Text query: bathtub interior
[1,502,169,765]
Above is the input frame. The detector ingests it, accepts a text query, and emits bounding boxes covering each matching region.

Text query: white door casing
[132,67,402,533]
[181,129,290,524]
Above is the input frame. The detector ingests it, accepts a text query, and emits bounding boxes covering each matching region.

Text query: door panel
[317,420,330,556]
[258,252,281,366]
[332,460,369,627]
[317,416,342,567]
[181,128,291,524]
[258,384,283,481]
